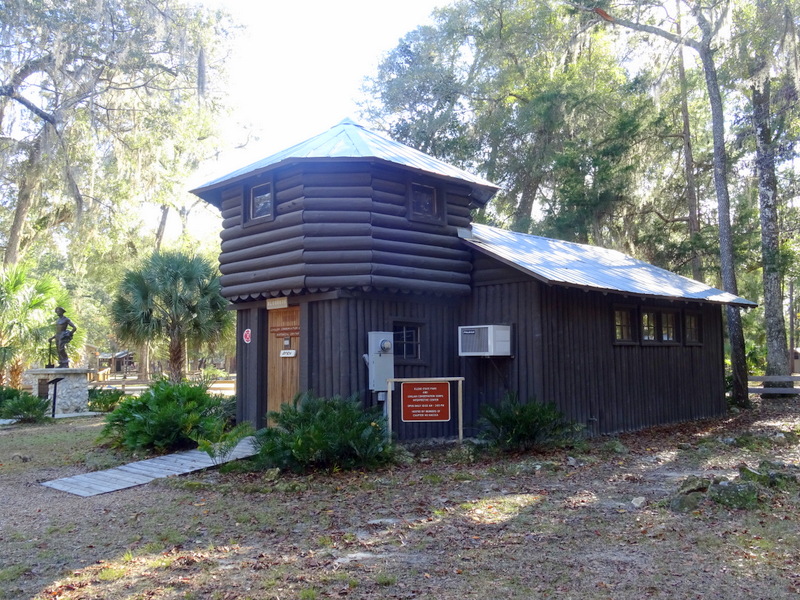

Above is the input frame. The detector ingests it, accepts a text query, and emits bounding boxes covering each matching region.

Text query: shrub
[254,393,393,472]
[87,388,126,412]
[100,379,235,452]
[480,393,582,452]
[0,386,51,423]
[194,421,256,465]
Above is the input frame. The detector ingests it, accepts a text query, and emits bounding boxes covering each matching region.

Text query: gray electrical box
[367,331,394,391]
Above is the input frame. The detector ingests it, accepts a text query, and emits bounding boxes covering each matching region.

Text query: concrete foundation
[23,368,91,415]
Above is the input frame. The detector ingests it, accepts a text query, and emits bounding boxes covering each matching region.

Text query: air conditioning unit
[458,325,512,357]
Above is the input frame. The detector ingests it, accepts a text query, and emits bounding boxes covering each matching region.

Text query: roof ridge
[191,120,499,205]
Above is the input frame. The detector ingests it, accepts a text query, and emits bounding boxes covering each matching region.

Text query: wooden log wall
[546,287,726,433]
[215,162,479,302]
[460,272,545,437]
[303,294,464,440]
[463,252,727,434]
[236,306,268,428]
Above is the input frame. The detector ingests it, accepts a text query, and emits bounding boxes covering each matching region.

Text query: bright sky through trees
[192,0,448,184]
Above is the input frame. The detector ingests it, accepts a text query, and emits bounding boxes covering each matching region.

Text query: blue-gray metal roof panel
[463,224,756,307]
[192,119,499,203]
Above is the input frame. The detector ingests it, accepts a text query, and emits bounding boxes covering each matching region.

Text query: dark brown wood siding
[461,257,727,435]
[302,294,463,440]
[215,163,477,302]
[236,306,268,428]
[237,282,727,439]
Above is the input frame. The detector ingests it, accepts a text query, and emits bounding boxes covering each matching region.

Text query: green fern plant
[87,388,126,412]
[480,393,582,452]
[0,387,51,423]
[100,379,235,452]
[194,421,255,465]
[254,393,393,473]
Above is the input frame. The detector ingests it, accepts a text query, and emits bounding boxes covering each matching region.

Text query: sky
[190,0,449,187]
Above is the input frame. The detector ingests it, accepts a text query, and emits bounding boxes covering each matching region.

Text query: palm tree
[112,252,231,382]
[0,265,62,387]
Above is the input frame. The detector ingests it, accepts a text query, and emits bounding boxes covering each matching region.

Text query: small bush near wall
[100,380,235,453]
[0,387,51,423]
[480,393,583,452]
[254,393,394,473]
[87,388,126,413]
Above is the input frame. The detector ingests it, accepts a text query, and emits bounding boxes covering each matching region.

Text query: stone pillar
[23,368,91,415]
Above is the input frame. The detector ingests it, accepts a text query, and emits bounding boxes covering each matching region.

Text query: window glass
[614,309,634,342]
[250,182,274,221]
[662,312,676,342]
[409,183,443,223]
[393,323,421,360]
[685,313,702,344]
[641,311,657,342]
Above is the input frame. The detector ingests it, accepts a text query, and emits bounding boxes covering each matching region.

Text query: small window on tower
[248,181,274,223]
[408,182,445,224]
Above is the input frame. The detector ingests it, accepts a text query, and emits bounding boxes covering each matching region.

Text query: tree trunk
[4,135,43,266]
[752,80,790,378]
[167,333,185,383]
[9,359,24,389]
[676,3,702,282]
[511,174,543,232]
[697,45,750,408]
[139,342,151,382]
[154,205,169,252]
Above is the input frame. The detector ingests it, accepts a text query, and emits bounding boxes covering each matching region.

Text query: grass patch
[96,566,128,581]
[0,564,28,583]
[375,572,397,586]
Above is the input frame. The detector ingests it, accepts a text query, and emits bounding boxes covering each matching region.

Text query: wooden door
[267,306,301,418]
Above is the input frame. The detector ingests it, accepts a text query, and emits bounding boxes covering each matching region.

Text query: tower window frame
[244,177,276,225]
[407,181,446,225]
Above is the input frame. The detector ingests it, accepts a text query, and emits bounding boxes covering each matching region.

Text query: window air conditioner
[458,325,512,357]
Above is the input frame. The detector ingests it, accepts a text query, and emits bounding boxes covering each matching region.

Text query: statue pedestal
[23,368,91,415]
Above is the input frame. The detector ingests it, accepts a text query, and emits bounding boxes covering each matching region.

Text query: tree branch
[566,2,702,51]
[0,56,58,125]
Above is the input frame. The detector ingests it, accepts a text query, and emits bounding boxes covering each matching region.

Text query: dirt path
[1,399,799,599]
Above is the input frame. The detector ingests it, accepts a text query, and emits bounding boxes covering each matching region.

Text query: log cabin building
[191,119,755,440]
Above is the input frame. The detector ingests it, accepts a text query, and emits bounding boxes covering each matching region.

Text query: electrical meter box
[367,331,394,391]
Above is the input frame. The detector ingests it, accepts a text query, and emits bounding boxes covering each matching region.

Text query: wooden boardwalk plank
[115,462,185,477]
[143,455,215,470]
[97,468,156,486]
[41,437,257,497]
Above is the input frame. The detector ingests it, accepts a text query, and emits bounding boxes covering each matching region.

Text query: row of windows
[379,311,702,364]
[242,178,446,226]
[397,311,703,361]
[614,308,702,345]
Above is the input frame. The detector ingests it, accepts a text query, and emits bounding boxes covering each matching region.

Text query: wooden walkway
[41,437,258,497]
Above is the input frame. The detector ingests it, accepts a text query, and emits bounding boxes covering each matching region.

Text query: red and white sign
[401,381,451,422]
[242,328,252,344]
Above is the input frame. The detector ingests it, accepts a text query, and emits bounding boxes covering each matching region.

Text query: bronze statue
[50,307,77,368]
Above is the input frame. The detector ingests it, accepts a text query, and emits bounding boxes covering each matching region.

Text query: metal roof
[191,119,499,205]
[462,224,756,308]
